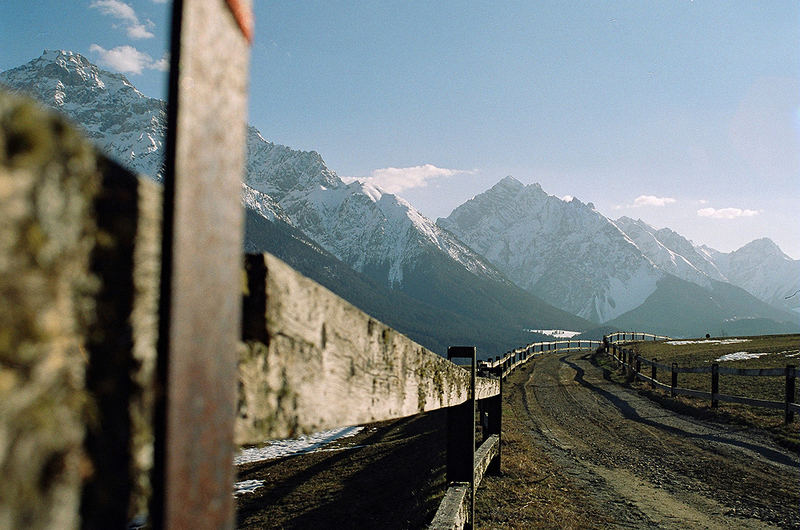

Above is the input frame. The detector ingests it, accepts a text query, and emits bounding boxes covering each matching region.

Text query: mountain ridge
[3,50,795,342]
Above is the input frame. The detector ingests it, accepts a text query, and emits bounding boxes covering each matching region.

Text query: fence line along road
[605,335,799,423]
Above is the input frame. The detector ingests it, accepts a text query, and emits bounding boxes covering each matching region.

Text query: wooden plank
[152,0,252,528]
[429,483,469,530]
[473,435,500,486]
[237,253,500,443]
[675,365,712,374]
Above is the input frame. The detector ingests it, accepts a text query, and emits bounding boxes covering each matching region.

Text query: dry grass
[600,334,800,449]
[474,366,610,529]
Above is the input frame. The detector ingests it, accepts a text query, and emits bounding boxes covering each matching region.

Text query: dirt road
[477,351,799,529]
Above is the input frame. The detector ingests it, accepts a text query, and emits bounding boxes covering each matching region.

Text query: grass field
[598,334,800,449]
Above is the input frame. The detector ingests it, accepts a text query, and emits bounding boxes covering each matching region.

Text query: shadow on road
[559,353,797,468]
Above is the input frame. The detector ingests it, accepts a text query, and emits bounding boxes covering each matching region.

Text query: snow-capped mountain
[244,127,504,287]
[698,239,800,314]
[439,177,798,328]
[613,217,799,315]
[613,216,726,287]
[438,177,663,322]
[0,50,166,179]
[1,50,591,355]
[3,50,794,338]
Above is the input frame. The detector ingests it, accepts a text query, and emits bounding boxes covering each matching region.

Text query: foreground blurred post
[152,1,252,528]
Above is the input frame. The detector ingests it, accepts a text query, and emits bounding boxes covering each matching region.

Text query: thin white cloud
[697,207,760,219]
[632,195,676,207]
[91,0,137,23]
[90,0,154,39]
[127,22,155,40]
[151,52,169,71]
[614,194,677,210]
[89,44,163,74]
[345,164,473,193]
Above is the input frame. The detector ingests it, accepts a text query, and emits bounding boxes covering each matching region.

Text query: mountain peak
[493,175,524,191]
[735,238,786,259]
[1,49,165,178]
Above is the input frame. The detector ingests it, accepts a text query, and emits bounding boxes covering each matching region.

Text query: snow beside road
[235,425,364,466]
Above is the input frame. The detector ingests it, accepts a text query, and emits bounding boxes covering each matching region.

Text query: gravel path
[498,350,799,528]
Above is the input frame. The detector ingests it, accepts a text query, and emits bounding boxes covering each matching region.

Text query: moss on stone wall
[0,90,99,529]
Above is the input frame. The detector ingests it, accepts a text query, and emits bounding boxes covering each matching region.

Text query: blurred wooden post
[785,364,796,424]
[446,346,476,530]
[711,363,719,408]
[671,363,678,397]
[152,1,252,529]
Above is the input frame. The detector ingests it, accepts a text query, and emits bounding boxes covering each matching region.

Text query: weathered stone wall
[0,90,99,529]
[0,89,160,528]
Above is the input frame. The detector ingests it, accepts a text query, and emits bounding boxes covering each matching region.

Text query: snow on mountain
[437,176,662,322]
[0,50,166,179]
[245,127,504,286]
[3,51,794,327]
[700,239,800,314]
[0,50,504,291]
[613,217,726,287]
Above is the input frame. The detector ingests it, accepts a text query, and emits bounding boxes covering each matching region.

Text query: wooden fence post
[446,346,476,529]
[486,374,502,475]
[671,363,678,397]
[651,359,657,389]
[635,354,641,376]
[785,364,796,424]
[711,363,719,408]
[152,1,252,528]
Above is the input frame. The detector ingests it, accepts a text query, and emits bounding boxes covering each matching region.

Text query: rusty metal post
[152,1,252,529]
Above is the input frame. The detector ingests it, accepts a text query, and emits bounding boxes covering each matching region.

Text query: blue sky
[2,1,799,257]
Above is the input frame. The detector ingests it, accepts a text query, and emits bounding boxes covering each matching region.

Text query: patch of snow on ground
[786,351,800,358]
[666,339,751,346]
[234,426,364,465]
[234,479,265,496]
[715,351,771,362]
[527,329,582,338]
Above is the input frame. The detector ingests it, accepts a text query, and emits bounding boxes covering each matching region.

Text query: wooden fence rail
[605,336,799,423]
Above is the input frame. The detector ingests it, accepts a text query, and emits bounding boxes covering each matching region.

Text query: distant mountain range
[438,177,799,336]
[2,50,796,354]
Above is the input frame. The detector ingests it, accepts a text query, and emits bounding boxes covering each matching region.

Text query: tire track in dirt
[508,350,799,528]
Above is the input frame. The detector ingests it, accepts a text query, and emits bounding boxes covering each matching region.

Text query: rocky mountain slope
[437,177,663,322]
[3,50,794,340]
[0,50,166,179]
[1,50,591,355]
[439,177,798,333]
[698,239,800,314]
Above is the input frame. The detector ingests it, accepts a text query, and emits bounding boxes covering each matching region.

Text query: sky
[2,1,799,257]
